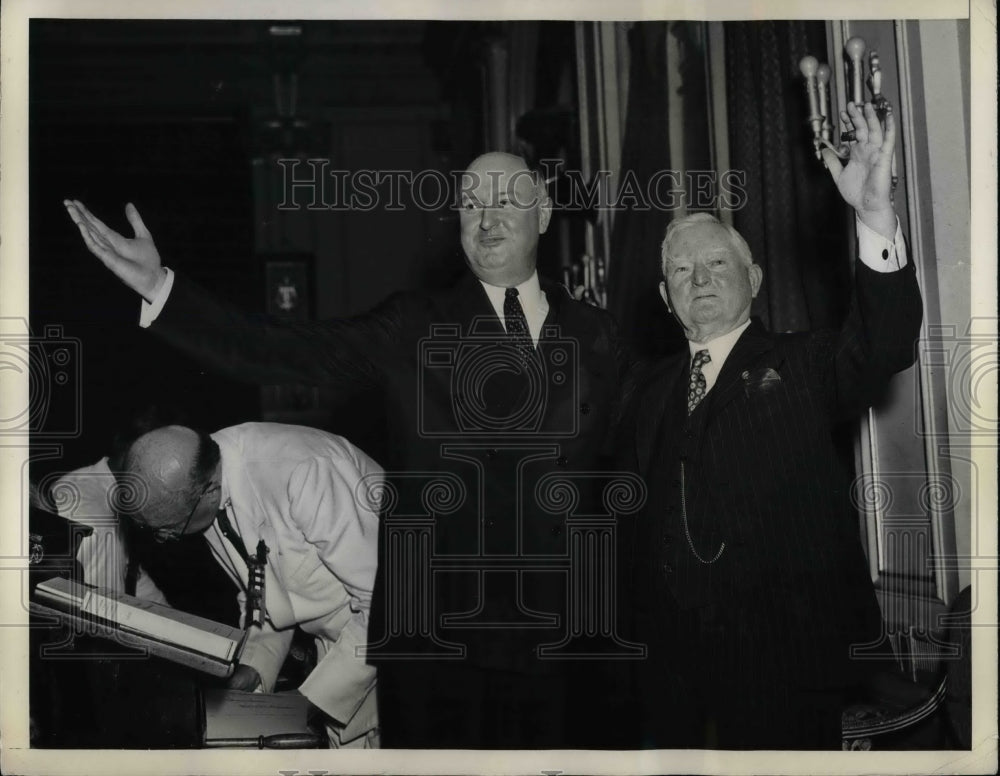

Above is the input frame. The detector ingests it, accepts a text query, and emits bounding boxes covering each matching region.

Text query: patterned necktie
[504,287,535,362]
[687,349,711,414]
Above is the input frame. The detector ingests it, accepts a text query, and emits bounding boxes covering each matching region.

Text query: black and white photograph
[0,1,995,774]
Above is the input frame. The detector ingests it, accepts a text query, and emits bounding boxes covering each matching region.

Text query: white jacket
[205,423,382,742]
[51,458,168,604]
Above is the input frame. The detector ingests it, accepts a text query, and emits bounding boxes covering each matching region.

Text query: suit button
[663,535,673,547]
[486,519,495,528]
[551,525,563,537]
[579,403,591,415]
[662,563,673,574]
[556,455,568,467]
[486,448,498,459]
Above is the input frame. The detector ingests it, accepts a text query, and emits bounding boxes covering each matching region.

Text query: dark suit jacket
[619,261,922,736]
[151,269,632,675]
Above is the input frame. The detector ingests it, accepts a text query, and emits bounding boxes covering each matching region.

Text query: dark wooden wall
[29,19,485,473]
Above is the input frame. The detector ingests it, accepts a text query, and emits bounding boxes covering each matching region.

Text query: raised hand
[821,101,897,240]
[63,200,166,301]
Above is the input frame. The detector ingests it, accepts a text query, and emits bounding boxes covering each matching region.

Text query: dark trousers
[640,605,845,749]
[377,660,572,748]
[675,670,845,749]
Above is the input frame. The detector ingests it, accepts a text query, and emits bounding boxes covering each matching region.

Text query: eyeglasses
[151,479,219,544]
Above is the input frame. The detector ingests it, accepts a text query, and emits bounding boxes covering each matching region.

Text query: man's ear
[748,263,763,297]
[659,281,672,312]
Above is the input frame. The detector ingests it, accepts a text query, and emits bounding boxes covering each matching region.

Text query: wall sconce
[800,36,897,197]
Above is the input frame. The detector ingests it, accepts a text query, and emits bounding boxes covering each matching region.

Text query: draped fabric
[608,22,853,353]
[607,23,686,358]
[724,20,852,333]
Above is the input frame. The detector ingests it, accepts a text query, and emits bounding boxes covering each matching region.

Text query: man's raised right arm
[64,200,394,392]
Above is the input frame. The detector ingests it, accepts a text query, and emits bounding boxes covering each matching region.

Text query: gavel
[204,733,324,748]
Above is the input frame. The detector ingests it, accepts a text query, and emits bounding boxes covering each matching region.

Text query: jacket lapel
[220,462,297,630]
[704,318,776,421]
[443,271,504,335]
[634,354,686,476]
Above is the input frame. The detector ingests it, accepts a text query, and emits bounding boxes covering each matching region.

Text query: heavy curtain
[608,21,852,355]
[725,20,851,333]
[607,23,685,358]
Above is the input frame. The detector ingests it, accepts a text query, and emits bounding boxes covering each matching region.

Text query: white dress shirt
[855,214,908,273]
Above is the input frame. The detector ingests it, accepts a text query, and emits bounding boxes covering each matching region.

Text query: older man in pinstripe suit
[621,101,923,748]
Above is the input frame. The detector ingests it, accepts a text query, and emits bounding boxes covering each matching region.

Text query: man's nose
[692,264,710,285]
[479,206,499,230]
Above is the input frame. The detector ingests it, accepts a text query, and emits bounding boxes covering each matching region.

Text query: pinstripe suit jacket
[621,260,922,696]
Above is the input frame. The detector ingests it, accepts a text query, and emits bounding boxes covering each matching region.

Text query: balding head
[459,152,551,287]
[464,152,535,183]
[120,425,220,533]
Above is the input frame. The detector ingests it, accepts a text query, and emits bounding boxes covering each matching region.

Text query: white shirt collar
[479,270,543,310]
[688,319,751,361]
[687,319,751,393]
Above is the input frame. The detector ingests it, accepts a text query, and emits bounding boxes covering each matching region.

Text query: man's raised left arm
[822,101,923,409]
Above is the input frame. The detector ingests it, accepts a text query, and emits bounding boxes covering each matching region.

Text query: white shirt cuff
[856,215,908,273]
[139,267,175,328]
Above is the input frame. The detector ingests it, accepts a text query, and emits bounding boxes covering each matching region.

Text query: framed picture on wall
[263,254,313,321]
[259,254,323,421]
